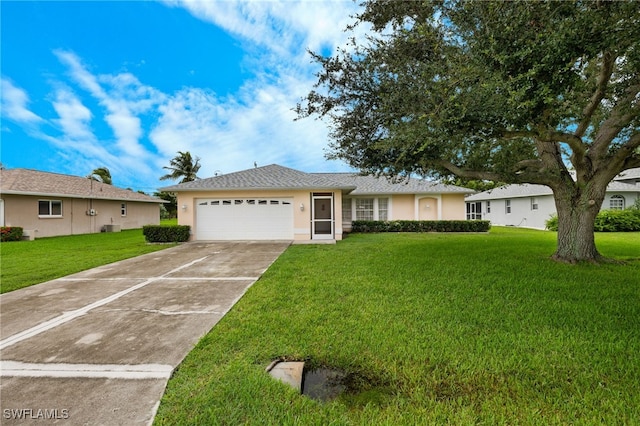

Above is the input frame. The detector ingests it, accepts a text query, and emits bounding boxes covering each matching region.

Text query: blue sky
[1,1,366,192]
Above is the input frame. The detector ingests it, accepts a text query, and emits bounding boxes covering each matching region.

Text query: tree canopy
[298,0,640,262]
[87,167,112,185]
[160,151,201,183]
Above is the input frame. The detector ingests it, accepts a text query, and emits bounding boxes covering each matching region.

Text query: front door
[312,193,334,240]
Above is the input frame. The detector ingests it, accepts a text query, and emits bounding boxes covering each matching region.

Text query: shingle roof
[466,180,640,201]
[466,184,552,201]
[0,168,164,203]
[159,164,356,192]
[312,173,475,195]
[615,167,640,182]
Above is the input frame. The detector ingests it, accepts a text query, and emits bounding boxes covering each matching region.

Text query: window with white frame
[486,201,491,213]
[531,197,539,210]
[466,202,482,220]
[121,203,127,216]
[505,199,512,214]
[609,195,625,210]
[378,198,389,221]
[342,197,352,223]
[39,200,62,217]
[344,197,389,221]
[355,198,374,220]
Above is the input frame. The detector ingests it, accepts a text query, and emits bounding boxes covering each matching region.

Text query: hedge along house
[0,168,165,239]
[464,168,640,230]
[160,164,474,242]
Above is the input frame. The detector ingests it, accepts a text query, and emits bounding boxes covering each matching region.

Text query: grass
[155,228,640,425]
[0,228,176,293]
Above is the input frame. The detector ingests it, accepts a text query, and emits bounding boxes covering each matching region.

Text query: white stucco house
[465,168,640,229]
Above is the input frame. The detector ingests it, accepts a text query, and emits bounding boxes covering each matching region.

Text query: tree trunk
[551,183,606,263]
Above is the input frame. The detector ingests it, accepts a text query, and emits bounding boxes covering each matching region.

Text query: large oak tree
[298,0,640,263]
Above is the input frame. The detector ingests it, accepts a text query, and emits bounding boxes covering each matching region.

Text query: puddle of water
[301,367,347,402]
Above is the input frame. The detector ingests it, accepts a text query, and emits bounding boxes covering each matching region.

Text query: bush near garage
[351,220,490,233]
[1,227,23,242]
[143,225,191,243]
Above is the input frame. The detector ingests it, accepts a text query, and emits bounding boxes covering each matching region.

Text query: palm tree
[160,151,201,183]
[88,167,112,184]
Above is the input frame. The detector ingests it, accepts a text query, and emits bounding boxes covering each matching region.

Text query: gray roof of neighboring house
[466,180,640,201]
[159,164,356,192]
[615,167,640,182]
[0,168,164,203]
[312,173,475,195]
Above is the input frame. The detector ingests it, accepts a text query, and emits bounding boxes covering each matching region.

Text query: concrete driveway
[0,241,290,425]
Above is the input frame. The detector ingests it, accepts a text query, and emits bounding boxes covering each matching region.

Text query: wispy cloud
[4,1,362,190]
[0,78,44,124]
[54,50,164,160]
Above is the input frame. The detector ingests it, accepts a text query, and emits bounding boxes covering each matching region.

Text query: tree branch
[547,131,586,158]
[609,132,640,170]
[591,82,640,159]
[575,51,615,138]
[434,160,504,182]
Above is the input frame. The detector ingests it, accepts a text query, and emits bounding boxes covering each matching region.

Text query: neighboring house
[160,164,474,242]
[0,168,165,238]
[465,168,640,229]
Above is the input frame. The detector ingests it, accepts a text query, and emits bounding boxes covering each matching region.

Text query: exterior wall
[417,197,438,220]
[479,195,556,229]
[603,192,639,210]
[0,194,160,238]
[176,190,344,241]
[472,191,640,230]
[389,195,414,220]
[441,194,467,220]
[341,193,467,230]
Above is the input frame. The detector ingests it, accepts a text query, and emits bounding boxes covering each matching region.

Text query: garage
[196,197,294,240]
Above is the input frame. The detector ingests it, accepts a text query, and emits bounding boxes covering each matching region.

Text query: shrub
[351,220,491,233]
[546,209,640,232]
[0,227,23,242]
[545,215,559,231]
[594,209,640,232]
[143,225,191,243]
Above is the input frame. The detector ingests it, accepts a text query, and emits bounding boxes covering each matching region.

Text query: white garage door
[196,198,294,240]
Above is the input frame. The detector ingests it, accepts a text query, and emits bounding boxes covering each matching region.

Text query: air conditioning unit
[87,209,97,216]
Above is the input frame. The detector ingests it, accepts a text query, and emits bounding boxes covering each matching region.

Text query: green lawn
[0,229,175,293]
[155,228,640,425]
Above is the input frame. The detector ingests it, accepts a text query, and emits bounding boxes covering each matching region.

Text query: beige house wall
[388,195,414,220]
[1,194,160,238]
[176,189,344,241]
[440,194,467,220]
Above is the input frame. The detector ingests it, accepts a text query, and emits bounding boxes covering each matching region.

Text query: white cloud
[5,2,361,190]
[51,87,94,140]
[153,0,363,176]
[54,49,163,161]
[0,78,44,124]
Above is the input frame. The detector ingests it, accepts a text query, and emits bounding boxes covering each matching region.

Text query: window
[38,200,62,217]
[342,198,352,222]
[505,199,512,214]
[486,201,491,213]
[121,203,127,216]
[355,198,374,220]
[378,198,388,221]
[531,197,538,210]
[466,202,482,220]
[610,195,625,210]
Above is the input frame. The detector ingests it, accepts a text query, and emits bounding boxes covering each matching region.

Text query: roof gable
[0,168,163,203]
